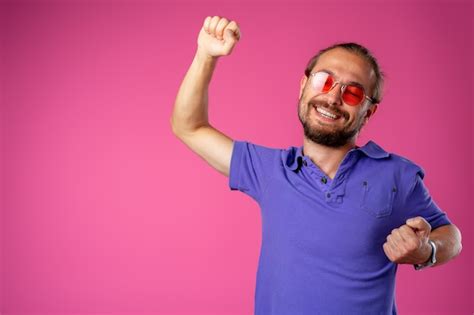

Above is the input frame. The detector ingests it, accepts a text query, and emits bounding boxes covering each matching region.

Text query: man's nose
[325,83,343,106]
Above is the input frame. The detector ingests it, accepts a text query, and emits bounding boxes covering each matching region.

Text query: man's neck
[302,138,357,180]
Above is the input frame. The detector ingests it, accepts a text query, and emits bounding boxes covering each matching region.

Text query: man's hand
[383,216,433,264]
[197,16,241,58]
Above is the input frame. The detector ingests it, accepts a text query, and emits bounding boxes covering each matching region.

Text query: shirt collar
[285,140,390,171]
[358,140,390,159]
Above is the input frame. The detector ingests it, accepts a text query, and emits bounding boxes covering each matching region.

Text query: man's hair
[304,42,385,105]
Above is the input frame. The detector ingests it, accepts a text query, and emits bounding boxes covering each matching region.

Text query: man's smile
[311,104,344,123]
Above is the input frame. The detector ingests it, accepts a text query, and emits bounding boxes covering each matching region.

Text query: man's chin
[309,121,341,134]
[303,125,357,147]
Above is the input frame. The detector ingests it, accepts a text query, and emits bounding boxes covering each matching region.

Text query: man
[171,15,462,314]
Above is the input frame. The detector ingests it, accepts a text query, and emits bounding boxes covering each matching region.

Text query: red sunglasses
[310,71,375,106]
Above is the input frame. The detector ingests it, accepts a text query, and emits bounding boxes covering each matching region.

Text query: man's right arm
[170,16,241,177]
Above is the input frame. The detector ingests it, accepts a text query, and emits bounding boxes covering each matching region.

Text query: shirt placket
[301,152,359,206]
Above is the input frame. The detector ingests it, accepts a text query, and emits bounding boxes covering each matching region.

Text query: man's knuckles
[216,18,229,38]
[399,224,414,235]
[388,228,403,241]
[386,235,417,252]
[383,243,396,261]
[206,16,220,35]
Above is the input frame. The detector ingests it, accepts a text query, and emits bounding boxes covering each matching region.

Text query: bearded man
[171,15,462,315]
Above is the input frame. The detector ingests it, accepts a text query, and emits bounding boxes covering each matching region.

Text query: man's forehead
[313,48,375,87]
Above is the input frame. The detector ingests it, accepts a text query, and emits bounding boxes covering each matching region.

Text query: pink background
[1,1,472,314]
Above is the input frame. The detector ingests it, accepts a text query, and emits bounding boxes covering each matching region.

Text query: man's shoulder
[232,140,301,171]
[361,140,426,178]
[233,140,287,154]
[232,140,288,164]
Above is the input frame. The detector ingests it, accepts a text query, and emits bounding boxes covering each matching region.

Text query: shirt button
[303,160,308,166]
[326,192,331,198]
[321,177,327,184]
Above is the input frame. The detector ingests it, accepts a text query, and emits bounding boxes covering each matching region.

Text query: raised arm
[170,16,241,177]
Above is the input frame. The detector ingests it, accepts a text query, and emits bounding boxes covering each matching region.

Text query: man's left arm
[383,217,462,267]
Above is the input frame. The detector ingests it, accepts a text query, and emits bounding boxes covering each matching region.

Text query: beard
[298,98,364,148]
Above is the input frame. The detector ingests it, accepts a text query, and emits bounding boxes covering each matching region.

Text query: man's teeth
[315,106,339,119]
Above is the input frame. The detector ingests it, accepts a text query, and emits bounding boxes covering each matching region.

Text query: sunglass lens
[322,75,334,92]
[342,85,364,106]
[311,72,331,92]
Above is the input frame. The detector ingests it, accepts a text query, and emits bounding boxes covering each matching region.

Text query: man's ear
[365,104,378,121]
[299,75,308,99]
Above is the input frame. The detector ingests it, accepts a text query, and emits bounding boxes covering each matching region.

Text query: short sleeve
[404,170,452,230]
[229,140,278,203]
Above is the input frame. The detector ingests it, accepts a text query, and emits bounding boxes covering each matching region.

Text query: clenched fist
[383,216,433,265]
[197,16,241,58]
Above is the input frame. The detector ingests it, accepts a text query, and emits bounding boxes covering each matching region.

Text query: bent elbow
[452,224,463,258]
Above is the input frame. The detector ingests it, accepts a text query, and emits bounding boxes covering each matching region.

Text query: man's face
[298,48,378,147]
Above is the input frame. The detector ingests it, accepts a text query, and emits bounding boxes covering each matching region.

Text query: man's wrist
[419,241,433,264]
[195,47,218,64]
[414,240,437,270]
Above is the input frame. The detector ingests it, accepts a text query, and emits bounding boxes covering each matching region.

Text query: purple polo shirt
[229,139,451,315]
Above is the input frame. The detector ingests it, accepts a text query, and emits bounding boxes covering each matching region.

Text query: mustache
[307,98,349,120]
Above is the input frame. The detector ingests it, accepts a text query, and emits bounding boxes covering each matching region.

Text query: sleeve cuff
[229,140,245,191]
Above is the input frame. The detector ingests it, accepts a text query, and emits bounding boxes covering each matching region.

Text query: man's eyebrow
[319,69,365,88]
